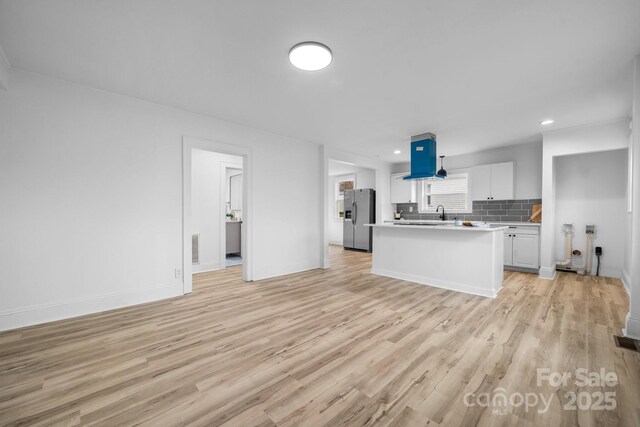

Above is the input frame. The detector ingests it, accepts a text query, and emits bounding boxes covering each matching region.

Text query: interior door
[343,189,355,248]
[354,189,372,250]
[512,234,539,268]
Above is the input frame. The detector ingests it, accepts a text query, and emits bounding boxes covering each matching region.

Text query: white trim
[370,268,500,299]
[320,146,330,269]
[594,268,622,279]
[253,261,320,281]
[621,270,631,296]
[183,136,253,294]
[538,266,556,280]
[0,282,183,332]
[623,313,640,340]
[192,262,223,274]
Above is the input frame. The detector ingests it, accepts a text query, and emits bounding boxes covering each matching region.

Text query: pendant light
[437,155,447,178]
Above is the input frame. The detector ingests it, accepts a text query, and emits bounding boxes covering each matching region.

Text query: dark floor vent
[613,335,640,352]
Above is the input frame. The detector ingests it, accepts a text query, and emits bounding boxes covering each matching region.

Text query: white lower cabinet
[512,234,539,269]
[503,226,539,270]
[504,234,514,265]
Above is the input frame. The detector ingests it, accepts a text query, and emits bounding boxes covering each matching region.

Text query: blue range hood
[403,132,443,180]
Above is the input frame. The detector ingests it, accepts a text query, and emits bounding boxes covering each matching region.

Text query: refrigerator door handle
[352,201,357,225]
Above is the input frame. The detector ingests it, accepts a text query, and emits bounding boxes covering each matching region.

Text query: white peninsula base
[368,224,506,298]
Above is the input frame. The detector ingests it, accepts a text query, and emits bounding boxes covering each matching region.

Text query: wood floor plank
[1,245,638,426]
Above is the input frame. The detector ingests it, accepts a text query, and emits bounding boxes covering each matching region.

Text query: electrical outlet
[175,268,182,279]
[409,206,414,213]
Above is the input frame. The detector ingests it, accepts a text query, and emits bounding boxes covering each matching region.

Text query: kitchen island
[366,223,508,298]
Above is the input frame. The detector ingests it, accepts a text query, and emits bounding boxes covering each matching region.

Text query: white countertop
[367,223,508,232]
[385,220,540,227]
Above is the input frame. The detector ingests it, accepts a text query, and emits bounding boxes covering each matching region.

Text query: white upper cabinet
[390,172,416,204]
[469,164,492,201]
[490,162,514,200]
[470,162,514,200]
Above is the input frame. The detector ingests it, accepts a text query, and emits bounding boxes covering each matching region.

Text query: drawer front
[505,226,539,235]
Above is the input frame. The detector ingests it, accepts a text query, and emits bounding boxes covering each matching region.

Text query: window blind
[423,174,468,211]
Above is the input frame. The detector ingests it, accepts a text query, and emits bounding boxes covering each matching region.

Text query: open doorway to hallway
[183,136,253,293]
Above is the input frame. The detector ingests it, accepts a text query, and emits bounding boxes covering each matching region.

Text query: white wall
[625,54,640,340]
[554,149,628,277]
[0,42,9,90]
[391,140,542,199]
[539,119,631,280]
[0,69,322,331]
[191,149,242,272]
[327,167,376,245]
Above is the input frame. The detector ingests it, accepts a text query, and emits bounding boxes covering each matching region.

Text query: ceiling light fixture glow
[540,119,555,126]
[393,150,401,154]
[289,42,332,71]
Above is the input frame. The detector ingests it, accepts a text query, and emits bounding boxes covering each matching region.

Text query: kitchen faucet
[436,205,446,221]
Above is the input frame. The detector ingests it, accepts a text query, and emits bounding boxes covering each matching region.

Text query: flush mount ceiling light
[289,42,332,71]
[393,150,401,154]
[540,119,555,126]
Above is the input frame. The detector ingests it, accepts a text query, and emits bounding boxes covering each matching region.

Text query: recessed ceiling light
[393,150,402,154]
[540,119,555,126]
[289,42,332,71]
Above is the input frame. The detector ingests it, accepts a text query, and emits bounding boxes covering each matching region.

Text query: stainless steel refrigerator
[343,188,375,252]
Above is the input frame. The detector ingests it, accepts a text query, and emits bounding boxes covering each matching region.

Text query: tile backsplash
[395,199,541,223]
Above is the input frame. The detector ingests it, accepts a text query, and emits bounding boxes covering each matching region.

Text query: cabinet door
[512,234,539,269]
[490,162,514,200]
[470,165,492,200]
[504,234,513,266]
[390,172,416,203]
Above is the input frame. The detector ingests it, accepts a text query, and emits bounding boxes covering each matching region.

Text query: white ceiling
[1,0,639,162]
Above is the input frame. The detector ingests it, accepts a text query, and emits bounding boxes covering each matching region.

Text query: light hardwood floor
[1,245,639,426]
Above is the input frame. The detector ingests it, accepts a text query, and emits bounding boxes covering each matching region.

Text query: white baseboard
[594,268,622,279]
[192,262,222,273]
[370,267,499,299]
[623,313,640,340]
[621,270,631,296]
[0,282,184,332]
[328,240,343,246]
[253,261,321,281]
[538,266,556,280]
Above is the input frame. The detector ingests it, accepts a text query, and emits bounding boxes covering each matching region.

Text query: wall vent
[192,234,199,264]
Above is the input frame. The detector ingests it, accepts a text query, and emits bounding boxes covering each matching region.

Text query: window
[334,175,355,219]
[419,172,469,213]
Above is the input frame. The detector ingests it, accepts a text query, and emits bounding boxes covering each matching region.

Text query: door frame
[182,136,253,293]
[220,163,243,270]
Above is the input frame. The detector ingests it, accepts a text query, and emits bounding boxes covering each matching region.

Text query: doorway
[327,159,376,249]
[182,136,253,294]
